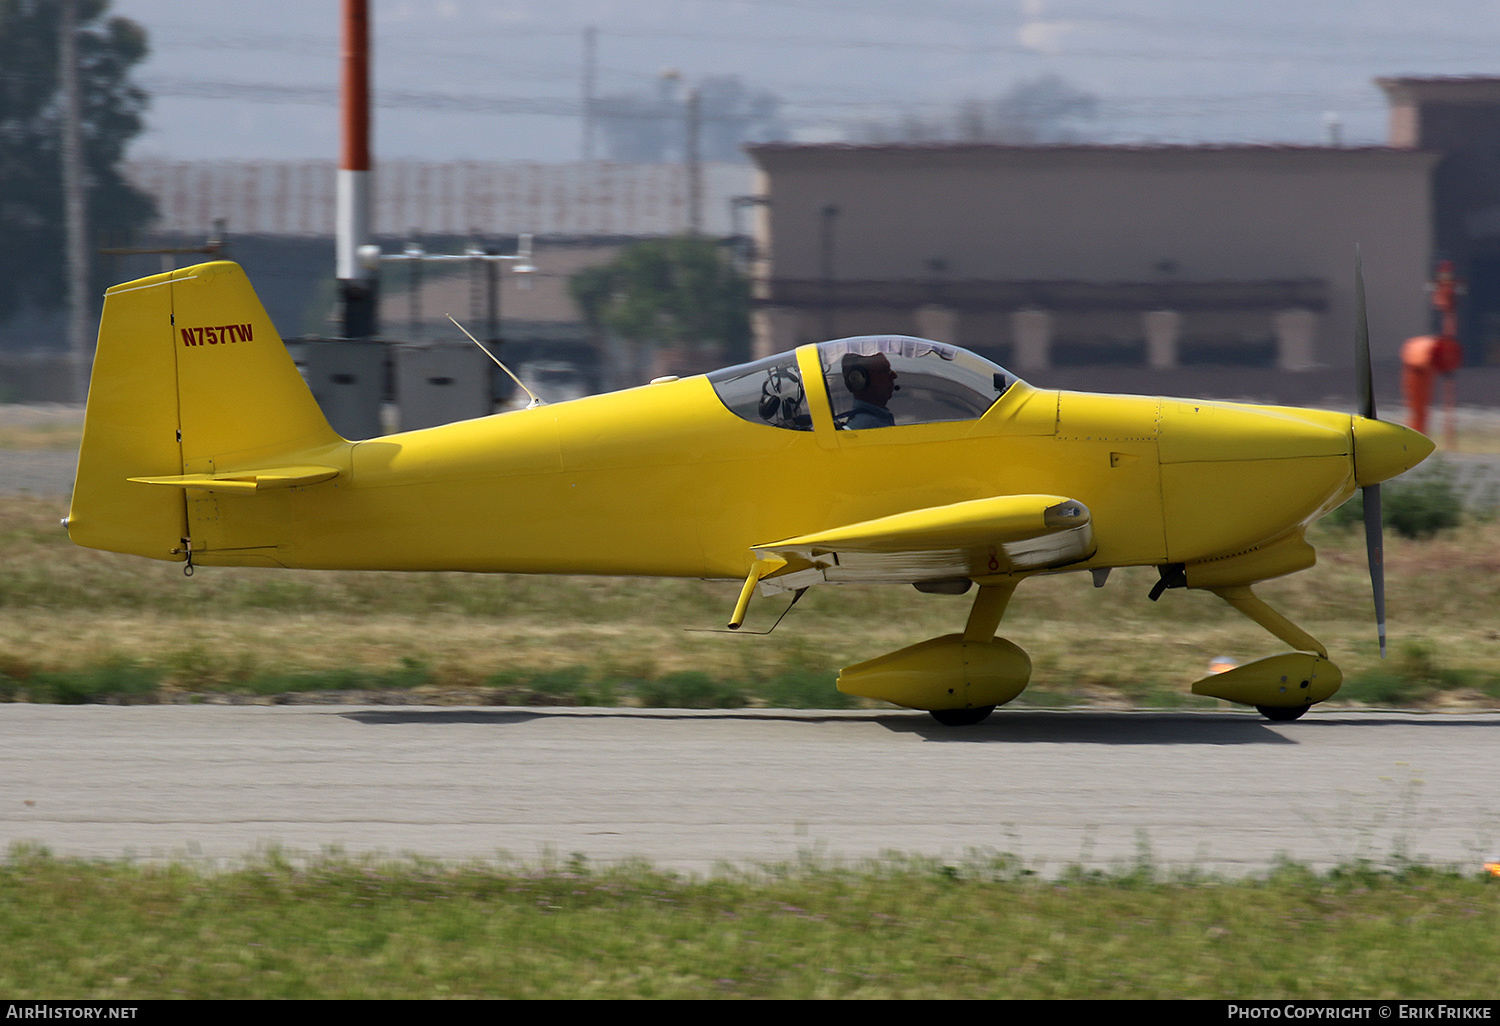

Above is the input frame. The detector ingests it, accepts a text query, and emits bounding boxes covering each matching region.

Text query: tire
[1256,704,1309,722]
[929,706,996,726]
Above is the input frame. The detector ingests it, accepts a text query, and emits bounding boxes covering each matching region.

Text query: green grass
[1,846,1496,999]
[0,658,867,708]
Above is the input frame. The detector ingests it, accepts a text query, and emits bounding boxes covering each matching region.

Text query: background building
[1381,76,1500,368]
[745,76,1500,402]
[10,77,1500,407]
[0,160,756,401]
[746,144,1436,375]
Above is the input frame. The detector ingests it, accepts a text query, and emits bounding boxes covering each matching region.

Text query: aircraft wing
[751,494,1095,593]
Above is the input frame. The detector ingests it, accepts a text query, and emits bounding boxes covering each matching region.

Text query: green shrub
[755,668,854,709]
[243,668,367,694]
[526,666,591,696]
[31,661,160,704]
[1347,670,1429,706]
[527,666,618,707]
[486,664,618,705]
[1348,640,1478,705]
[635,671,746,709]
[1384,460,1464,537]
[1322,458,1464,538]
[1322,495,1362,531]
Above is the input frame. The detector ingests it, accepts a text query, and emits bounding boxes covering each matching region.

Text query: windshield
[817,336,1017,430]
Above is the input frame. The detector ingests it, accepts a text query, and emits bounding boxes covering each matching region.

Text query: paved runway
[3,705,1496,875]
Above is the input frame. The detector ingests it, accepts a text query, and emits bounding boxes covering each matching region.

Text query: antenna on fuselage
[446,314,545,409]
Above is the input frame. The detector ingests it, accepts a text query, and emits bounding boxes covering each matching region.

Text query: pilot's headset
[758,364,804,424]
[841,352,884,394]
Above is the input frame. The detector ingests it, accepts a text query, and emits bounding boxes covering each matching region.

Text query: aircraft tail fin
[68,261,343,561]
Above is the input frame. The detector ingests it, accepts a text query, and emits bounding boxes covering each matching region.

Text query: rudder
[69,261,344,561]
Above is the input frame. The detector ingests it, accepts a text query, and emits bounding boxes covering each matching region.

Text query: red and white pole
[60,0,91,400]
[337,0,377,336]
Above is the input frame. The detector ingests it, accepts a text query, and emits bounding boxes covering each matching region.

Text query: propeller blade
[1363,483,1386,658]
[1354,250,1386,657]
[1355,246,1375,421]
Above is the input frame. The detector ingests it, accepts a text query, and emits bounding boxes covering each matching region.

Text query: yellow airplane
[67,260,1433,724]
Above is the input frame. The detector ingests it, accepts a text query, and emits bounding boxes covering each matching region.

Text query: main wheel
[929,706,996,726]
[1256,704,1309,722]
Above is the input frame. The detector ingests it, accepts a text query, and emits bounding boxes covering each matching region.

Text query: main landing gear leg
[927,579,1022,727]
[963,579,1019,644]
[838,578,1030,722]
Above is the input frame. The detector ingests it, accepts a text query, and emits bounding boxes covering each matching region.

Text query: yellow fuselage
[193,351,1360,585]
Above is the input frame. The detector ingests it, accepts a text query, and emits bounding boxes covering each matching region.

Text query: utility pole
[686,84,702,235]
[60,0,90,403]
[337,0,377,337]
[582,26,596,162]
[820,203,839,341]
[661,69,702,236]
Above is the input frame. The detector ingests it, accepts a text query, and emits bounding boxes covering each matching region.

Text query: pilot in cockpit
[840,352,899,429]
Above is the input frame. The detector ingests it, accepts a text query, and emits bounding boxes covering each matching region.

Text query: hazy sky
[110,0,1500,162]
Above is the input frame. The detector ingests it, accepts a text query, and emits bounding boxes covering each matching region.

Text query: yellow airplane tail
[68,261,344,562]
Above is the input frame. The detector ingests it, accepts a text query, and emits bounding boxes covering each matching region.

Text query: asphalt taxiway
[3,705,1496,875]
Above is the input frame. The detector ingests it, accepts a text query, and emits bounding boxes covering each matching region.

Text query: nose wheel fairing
[1190,652,1342,710]
[1188,583,1344,714]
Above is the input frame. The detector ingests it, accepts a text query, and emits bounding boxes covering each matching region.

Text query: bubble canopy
[707,336,1020,432]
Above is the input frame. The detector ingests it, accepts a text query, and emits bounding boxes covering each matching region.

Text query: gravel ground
[0,402,82,427]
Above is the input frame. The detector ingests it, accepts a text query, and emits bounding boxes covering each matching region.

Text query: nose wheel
[930,705,996,726]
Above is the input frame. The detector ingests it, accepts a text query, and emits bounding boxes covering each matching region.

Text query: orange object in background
[1403,260,1464,446]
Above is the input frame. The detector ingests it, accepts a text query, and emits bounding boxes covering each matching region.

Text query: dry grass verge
[2,494,1498,708]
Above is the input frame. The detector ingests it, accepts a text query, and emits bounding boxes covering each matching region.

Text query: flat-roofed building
[746,142,1439,374]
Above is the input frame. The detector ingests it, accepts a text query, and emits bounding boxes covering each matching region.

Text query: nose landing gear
[930,705,997,726]
[1256,704,1309,722]
[1189,586,1343,719]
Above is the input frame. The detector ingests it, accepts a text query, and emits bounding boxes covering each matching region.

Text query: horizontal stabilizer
[128,465,340,493]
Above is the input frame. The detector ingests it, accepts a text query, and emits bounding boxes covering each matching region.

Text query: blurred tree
[594,75,786,163]
[0,0,154,324]
[854,75,1099,145]
[569,237,751,382]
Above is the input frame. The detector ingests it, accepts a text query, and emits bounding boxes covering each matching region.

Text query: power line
[145,23,1500,68]
[139,75,1388,125]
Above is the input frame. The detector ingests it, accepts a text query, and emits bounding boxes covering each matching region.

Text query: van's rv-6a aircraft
[68,261,1432,725]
